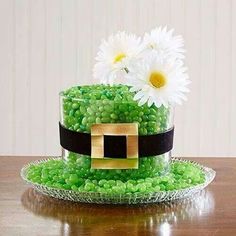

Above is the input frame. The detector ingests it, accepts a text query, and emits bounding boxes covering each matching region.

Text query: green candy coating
[59,84,173,181]
[26,160,205,194]
[61,84,169,134]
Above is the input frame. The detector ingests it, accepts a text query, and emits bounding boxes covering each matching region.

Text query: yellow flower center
[113,53,126,63]
[149,71,167,89]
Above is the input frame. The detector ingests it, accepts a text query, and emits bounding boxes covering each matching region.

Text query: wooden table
[0,156,235,236]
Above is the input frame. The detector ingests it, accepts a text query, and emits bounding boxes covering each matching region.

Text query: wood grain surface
[0,156,236,236]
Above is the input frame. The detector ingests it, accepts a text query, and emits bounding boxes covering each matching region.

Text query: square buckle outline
[91,123,139,169]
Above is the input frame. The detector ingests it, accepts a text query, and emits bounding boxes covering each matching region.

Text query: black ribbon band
[59,122,174,158]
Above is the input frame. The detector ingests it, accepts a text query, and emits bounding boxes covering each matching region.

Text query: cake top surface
[61,84,138,104]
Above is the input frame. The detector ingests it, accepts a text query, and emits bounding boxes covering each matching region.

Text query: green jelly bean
[80,106,86,114]
[69,174,79,184]
[72,103,79,109]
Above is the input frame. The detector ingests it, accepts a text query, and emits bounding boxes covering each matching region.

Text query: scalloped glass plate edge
[20,157,216,204]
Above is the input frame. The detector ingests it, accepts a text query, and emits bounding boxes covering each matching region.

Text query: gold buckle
[91,123,139,169]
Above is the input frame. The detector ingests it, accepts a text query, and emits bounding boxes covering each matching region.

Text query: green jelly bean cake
[24,28,211,199]
[26,84,205,194]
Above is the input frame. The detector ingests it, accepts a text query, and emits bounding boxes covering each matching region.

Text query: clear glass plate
[21,157,215,204]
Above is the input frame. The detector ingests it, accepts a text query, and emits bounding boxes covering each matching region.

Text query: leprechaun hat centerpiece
[59,84,173,178]
[21,27,215,204]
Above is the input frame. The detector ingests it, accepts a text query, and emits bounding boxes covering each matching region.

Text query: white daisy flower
[93,31,142,85]
[126,56,190,108]
[141,26,185,60]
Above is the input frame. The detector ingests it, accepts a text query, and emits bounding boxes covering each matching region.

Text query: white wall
[0,0,235,157]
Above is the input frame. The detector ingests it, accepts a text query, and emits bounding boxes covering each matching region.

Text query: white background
[0,0,235,157]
